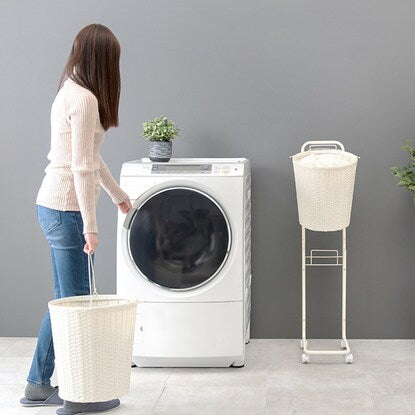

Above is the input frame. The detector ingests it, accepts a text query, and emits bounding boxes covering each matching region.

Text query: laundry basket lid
[292,149,358,169]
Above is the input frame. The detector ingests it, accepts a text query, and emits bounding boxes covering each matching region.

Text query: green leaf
[141,115,180,141]
[392,140,415,201]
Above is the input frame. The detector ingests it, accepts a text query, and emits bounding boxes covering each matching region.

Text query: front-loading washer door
[127,187,231,290]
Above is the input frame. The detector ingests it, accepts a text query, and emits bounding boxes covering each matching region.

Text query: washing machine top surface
[121,157,249,177]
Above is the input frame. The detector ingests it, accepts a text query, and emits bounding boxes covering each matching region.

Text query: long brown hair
[58,24,121,130]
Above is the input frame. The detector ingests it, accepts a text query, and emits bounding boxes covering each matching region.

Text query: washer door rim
[124,185,232,292]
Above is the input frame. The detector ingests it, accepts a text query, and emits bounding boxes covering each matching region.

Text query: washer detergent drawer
[133,301,244,358]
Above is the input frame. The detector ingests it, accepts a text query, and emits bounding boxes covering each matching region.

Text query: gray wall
[1,0,415,338]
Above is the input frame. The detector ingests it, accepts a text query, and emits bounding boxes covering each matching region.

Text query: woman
[20,24,132,414]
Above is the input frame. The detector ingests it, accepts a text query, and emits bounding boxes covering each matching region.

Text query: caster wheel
[301,353,310,364]
[341,340,347,350]
[345,354,353,364]
[231,360,245,368]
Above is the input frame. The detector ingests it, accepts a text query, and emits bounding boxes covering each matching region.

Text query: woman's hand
[84,233,99,254]
[117,196,132,214]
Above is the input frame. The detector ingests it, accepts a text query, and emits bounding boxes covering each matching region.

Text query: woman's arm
[69,92,99,234]
[98,154,129,204]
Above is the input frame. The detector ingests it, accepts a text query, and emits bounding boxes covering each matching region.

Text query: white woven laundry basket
[292,141,358,231]
[49,253,137,403]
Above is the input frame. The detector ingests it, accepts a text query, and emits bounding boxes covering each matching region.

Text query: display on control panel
[151,164,212,174]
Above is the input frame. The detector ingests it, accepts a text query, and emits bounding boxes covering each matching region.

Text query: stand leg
[342,228,353,363]
[342,229,347,341]
[301,227,309,360]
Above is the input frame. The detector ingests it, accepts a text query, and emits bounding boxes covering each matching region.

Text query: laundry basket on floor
[48,252,137,403]
[292,141,359,231]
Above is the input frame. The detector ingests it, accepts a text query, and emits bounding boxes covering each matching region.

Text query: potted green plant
[142,116,179,162]
[392,140,415,203]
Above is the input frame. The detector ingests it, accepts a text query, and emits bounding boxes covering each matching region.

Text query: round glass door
[128,187,231,290]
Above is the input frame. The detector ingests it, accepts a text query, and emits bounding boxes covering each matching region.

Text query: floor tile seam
[0,338,23,356]
[265,386,374,393]
[150,368,172,413]
[0,355,33,359]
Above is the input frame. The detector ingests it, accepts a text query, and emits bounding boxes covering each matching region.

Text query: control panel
[121,159,246,177]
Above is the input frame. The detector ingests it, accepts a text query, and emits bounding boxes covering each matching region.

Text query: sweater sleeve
[69,92,99,234]
[98,154,129,204]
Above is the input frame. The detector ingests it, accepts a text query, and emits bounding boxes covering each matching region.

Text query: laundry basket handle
[87,251,98,302]
[301,140,345,152]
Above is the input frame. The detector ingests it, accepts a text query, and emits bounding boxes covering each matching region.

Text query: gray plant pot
[148,140,172,162]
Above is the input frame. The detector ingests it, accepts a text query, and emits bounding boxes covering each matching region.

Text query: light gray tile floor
[0,337,414,414]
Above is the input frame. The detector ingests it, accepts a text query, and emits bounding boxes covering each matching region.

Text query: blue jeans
[27,204,95,385]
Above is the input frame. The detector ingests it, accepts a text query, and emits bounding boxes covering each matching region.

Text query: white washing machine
[116,158,251,367]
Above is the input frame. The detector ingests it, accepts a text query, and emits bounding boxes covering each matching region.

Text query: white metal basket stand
[291,141,359,364]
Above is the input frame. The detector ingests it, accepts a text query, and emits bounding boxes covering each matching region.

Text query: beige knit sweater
[36,77,129,234]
